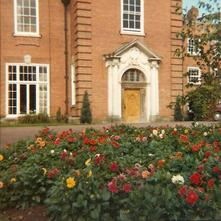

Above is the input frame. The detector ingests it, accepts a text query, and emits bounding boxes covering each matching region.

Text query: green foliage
[80,91,92,124]
[175,0,221,120]
[0,125,221,220]
[18,113,50,124]
[174,96,184,121]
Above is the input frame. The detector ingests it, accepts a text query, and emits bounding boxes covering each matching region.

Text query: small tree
[174,96,183,121]
[80,91,92,124]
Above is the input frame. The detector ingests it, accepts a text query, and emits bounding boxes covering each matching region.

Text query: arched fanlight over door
[122,69,145,83]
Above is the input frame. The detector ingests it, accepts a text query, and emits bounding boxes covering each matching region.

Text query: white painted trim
[71,64,76,106]
[120,0,144,35]
[14,0,40,36]
[187,66,201,85]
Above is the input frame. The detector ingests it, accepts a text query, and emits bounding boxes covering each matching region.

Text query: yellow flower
[10,178,16,183]
[66,177,76,188]
[184,129,189,134]
[87,170,92,177]
[85,158,91,166]
[0,181,4,189]
[0,154,4,161]
[42,168,47,175]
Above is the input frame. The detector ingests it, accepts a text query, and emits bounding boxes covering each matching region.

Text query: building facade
[0,0,183,123]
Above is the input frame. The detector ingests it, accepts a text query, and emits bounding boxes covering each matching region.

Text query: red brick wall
[0,0,66,117]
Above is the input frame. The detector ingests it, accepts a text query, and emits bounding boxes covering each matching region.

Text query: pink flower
[108,179,118,193]
[114,135,121,141]
[110,162,118,172]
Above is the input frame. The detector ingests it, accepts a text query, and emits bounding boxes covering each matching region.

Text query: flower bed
[0,124,221,221]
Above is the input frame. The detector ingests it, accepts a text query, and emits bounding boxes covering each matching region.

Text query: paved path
[0,121,219,148]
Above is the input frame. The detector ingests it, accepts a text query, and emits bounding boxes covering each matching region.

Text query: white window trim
[71,64,76,106]
[120,0,145,36]
[187,66,201,85]
[13,0,40,37]
[187,38,201,56]
[5,63,50,118]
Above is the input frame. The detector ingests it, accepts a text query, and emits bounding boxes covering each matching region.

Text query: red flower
[60,151,68,160]
[207,178,215,189]
[189,172,201,185]
[98,137,106,144]
[110,162,118,172]
[123,183,132,193]
[172,130,178,136]
[192,144,200,152]
[178,185,187,197]
[90,139,96,145]
[54,138,60,145]
[94,154,105,166]
[48,134,54,140]
[205,151,211,158]
[180,134,189,143]
[214,147,220,152]
[67,137,76,143]
[212,166,220,174]
[108,179,118,193]
[197,165,204,172]
[213,140,219,148]
[185,190,199,205]
[47,168,60,179]
[72,151,77,157]
[111,141,120,149]
[89,146,96,152]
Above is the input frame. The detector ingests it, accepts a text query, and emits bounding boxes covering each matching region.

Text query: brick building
[0,0,183,123]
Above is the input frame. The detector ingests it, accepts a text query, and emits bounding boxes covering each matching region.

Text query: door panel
[123,89,141,122]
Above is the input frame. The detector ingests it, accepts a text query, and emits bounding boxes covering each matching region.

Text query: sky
[183,0,220,16]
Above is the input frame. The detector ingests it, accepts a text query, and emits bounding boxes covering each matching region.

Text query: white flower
[171,174,185,185]
[50,150,55,154]
[159,134,164,139]
[64,149,67,152]
[161,130,165,135]
[70,152,73,156]
[203,132,208,136]
[148,153,154,156]
[152,129,158,136]
[174,128,177,131]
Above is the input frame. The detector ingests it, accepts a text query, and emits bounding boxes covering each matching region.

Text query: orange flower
[36,137,43,143]
[0,181,4,189]
[157,159,165,168]
[39,141,46,148]
[141,170,150,179]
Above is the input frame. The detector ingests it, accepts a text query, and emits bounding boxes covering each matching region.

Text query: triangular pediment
[104,39,161,61]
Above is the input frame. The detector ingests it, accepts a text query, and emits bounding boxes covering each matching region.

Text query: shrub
[56,107,62,122]
[80,91,92,124]
[174,96,183,121]
[18,113,50,124]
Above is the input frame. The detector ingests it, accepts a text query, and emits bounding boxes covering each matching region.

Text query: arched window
[122,69,145,82]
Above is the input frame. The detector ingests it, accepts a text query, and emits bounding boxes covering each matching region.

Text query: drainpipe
[61,0,70,121]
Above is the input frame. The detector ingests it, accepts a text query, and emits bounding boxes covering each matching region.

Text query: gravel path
[0,121,219,148]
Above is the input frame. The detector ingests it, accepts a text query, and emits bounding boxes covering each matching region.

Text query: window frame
[5,63,50,118]
[13,0,40,37]
[187,66,201,85]
[121,0,144,36]
[187,38,200,56]
[71,64,76,106]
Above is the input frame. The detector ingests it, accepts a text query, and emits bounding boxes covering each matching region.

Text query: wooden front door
[123,89,141,122]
